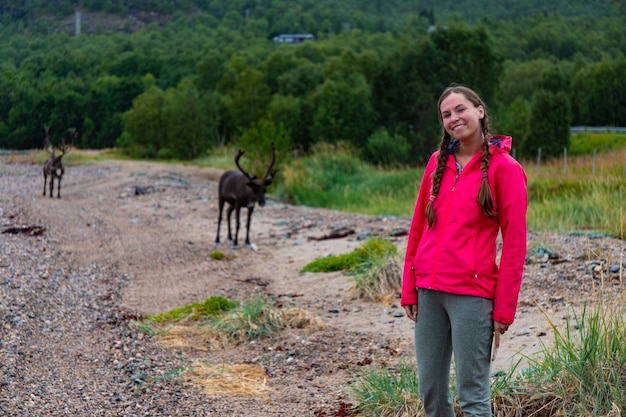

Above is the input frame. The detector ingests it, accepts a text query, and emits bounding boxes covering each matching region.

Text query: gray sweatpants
[414,289,494,417]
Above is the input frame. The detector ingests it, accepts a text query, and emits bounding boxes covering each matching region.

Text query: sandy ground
[2,154,624,416]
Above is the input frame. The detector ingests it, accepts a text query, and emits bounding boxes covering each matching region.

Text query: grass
[300,237,397,273]
[570,132,626,155]
[145,296,239,323]
[349,286,625,417]
[271,139,625,238]
[201,294,325,349]
[272,142,420,217]
[4,148,111,165]
[300,237,402,303]
[349,359,423,417]
[490,290,626,417]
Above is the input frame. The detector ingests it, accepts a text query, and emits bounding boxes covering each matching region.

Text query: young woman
[402,85,528,417]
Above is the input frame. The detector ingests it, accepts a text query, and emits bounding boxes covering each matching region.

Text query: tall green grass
[350,289,626,416]
[527,177,625,238]
[272,142,420,217]
[271,141,625,238]
[349,360,423,417]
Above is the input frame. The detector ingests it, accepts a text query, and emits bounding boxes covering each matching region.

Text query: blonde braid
[425,134,451,227]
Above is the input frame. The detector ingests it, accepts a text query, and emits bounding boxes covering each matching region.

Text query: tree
[571,57,626,126]
[310,75,375,148]
[163,77,215,160]
[86,75,143,148]
[224,68,271,131]
[522,90,571,159]
[120,85,167,158]
[496,96,531,156]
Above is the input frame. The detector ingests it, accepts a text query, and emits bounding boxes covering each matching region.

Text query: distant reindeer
[215,143,276,248]
[42,126,74,199]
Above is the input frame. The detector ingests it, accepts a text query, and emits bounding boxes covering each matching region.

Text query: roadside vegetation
[269,134,626,239]
[350,285,625,417]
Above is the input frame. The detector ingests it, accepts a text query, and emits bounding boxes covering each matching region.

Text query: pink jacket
[401,135,527,324]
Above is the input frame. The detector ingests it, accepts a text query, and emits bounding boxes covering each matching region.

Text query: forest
[0,0,624,164]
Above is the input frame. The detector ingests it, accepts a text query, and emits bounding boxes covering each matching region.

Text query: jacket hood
[488,135,513,155]
[448,135,513,156]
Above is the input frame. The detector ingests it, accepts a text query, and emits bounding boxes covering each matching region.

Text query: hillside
[1,0,621,36]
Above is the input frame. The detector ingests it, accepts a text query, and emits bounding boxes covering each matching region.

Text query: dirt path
[3,156,624,416]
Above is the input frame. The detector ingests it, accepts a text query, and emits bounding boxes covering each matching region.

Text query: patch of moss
[145,296,239,323]
[210,251,225,260]
[300,238,397,273]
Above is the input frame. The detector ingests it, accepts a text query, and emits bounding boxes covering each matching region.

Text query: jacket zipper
[427,169,459,288]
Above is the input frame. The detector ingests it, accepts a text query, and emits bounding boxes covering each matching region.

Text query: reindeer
[215,143,276,248]
[43,126,74,199]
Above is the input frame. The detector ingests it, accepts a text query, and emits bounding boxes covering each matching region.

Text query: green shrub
[365,128,411,168]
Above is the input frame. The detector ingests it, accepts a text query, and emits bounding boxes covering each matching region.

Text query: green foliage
[209,251,225,260]
[522,90,571,159]
[119,79,221,159]
[496,96,531,150]
[569,132,626,155]
[0,1,623,155]
[349,359,422,417]
[274,142,421,216]
[365,128,411,167]
[310,74,375,148]
[488,297,626,416]
[225,67,271,130]
[527,177,626,239]
[350,242,402,302]
[300,237,397,273]
[237,118,290,175]
[205,294,283,342]
[571,56,626,127]
[533,301,626,415]
[350,293,626,416]
[145,296,239,323]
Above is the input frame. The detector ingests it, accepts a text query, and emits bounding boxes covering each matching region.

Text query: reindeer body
[215,144,275,247]
[43,154,65,198]
[42,126,72,199]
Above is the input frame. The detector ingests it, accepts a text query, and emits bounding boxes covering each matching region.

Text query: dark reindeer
[43,126,74,199]
[215,143,276,248]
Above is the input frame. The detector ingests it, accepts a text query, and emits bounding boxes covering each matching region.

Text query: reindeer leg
[226,205,235,244]
[49,175,54,198]
[57,177,62,198]
[233,206,243,248]
[245,206,254,246]
[43,174,47,196]
[215,200,224,244]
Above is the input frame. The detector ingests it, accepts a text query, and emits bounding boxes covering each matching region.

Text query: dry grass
[185,362,275,399]
[351,254,402,303]
[201,306,326,349]
[155,325,210,351]
[154,305,326,352]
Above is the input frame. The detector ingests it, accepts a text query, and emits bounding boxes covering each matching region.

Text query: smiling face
[439,92,485,144]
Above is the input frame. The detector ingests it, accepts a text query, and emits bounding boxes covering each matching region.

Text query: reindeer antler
[234,149,256,180]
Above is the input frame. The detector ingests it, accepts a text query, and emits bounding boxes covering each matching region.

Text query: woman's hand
[403,304,417,322]
[493,320,510,348]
